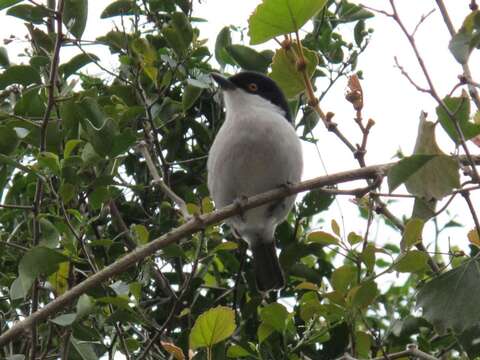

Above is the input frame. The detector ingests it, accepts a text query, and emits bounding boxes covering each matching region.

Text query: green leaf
[48,261,69,295]
[51,313,77,326]
[270,43,318,98]
[257,322,274,343]
[101,0,138,18]
[38,151,61,175]
[162,12,193,57]
[449,30,473,64]
[59,53,99,78]
[70,337,98,360]
[0,0,22,11]
[331,265,357,294]
[361,243,376,272]
[0,65,41,89]
[7,4,49,24]
[297,189,334,217]
[81,117,117,157]
[248,0,328,44]
[337,2,374,23]
[387,155,434,193]
[0,125,19,155]
[64,0,88,39]
[215,26,234,68]
[307,231,339,245]
[64,139,83,158]
[132,224,149,245]
[437,95,480,143]
[350,281,378,308]
[227,345,251,358]
[88,186,110,210]
[260,302,289,332]
[225,44,271,73]
[401,218,425,251]
[416,259,480,333]
[182,84,203,111]
[0,46,10,68]
[394,250,429,273]
[347,232,363,246]
[17,247,68,297]
[189,306,236,349]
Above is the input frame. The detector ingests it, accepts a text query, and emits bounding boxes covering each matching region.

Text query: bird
[207,71,303,292]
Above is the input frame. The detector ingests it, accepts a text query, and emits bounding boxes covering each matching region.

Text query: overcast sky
[1,0,478,275]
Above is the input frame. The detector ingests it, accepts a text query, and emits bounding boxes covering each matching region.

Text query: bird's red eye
[248,83,258,92]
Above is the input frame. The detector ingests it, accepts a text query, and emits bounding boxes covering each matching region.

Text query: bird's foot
[233,195,248,221]
[278,181,294,194]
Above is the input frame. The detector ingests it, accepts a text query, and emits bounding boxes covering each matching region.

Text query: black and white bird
[208,71,303,292]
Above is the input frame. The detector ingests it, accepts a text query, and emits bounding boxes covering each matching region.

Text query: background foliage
[0,0,479,359]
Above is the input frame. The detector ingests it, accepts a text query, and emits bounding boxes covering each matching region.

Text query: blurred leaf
[270,43,318,98]
[88,186,110,210]
[355,331,372,359]
[459,324,480,359]
[132,224,149,245]
[0,125,19,155]
[51,313,76,326]
[162,12,193,57]
[361,243,375,272]
[215,26,234,67]
[394,250,429,273]
[15,247,68,298]
[347,232,362,246]
[257,322,274,343]
[349,281,378,308]
[70,337,98,360]
[59,53,99,78]
[468,228,480,247]
[48,261,69,295]
[182,84,203,111]
[337,2,374,23]
[225,44,271,73]
[64,0,88,39]
[0,0,22,11]
[331,265,356,294]
[387,155,434,193]
[248,0,328,44]
[260,302,289,333]
[101,0,138,18]
[437,95,480,143]
[161,341,185,360]
[0,65,41,89]
[307,231,339,245]
[412,197,437,221]
[226,344,251,358]
[38,151,61,175]
[189,306,236,349]
[417,259,480,333]
[297,189,334,217]
[0,46,9,68]
[7,4,49,24]
[401,218,424,251]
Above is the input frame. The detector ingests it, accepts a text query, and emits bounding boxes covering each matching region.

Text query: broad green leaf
[39,218,60,248]
[394,250,429,273]
[227,345,251,358]
[337,2,374,23]
[18,247,69,296]
[417,259,480,333]
[361,243,376,272]
[260,302,289,332]
[248,0,328,44]
[307,231,339,245]
[51,313,76,326]
[14,88,45,117]
[387,155,434,193]
[0,46,9,68]
[257,322,274,343]
[213,241,238,252]
[101,0,138,18]
[81,117,117,157]
[349,281,378,308]
[437,95,480,143]
[449,30,473,64]
[64,139,83,158]
[270,43,318,98]
[88,186,110,210]
[355,331,372,359]
[299,291,322,321]
[298,189,334,217]
[48,261,69,295]
[182,84,203,111]
[331,265,356,294]
[0,125,19,154]
[347,231,363,245]
[59,53,99,78]
[400,218,425,251]
[411,197,437,221]
[189,306,236,349]
[162,12,193,57]
[132,224,149,245]
[331,219,340,236]
[0,0,22,11]
[459,324,480,359]
[131,38,158,82]
[7,4,49,24]
[70,337,98,360]
[0,65,41,89]
[225,44,271,73]
[215,26,234,67]
[38,151,61,175]
[64,0,88,39]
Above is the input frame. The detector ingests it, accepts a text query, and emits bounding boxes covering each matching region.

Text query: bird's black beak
[211,72,236,91]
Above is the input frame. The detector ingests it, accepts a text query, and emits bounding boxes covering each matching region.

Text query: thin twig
[137,141,191,219]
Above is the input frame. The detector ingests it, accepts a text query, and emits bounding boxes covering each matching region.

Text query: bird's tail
[251,241,285,292]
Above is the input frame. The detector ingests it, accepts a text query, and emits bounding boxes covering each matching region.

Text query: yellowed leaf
[161,341,185,360]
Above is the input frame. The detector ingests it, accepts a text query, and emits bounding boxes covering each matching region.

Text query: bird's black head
[211,71,291,122]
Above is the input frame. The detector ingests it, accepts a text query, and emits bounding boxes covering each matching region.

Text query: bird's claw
[233,195,248,221]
